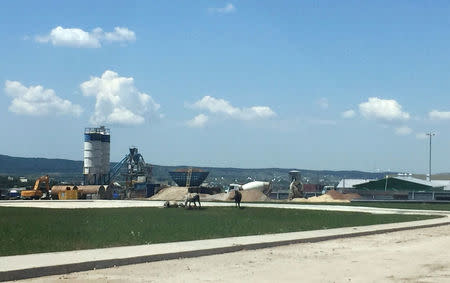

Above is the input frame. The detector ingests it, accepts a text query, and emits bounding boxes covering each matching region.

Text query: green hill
[0,154,393,189]
[0,154,82,174]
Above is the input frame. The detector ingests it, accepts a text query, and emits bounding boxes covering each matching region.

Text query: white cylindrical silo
[84,127,109,184]
[83,140,93,175]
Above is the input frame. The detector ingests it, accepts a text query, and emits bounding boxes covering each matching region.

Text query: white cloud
[187,114,209,128]
[192,96,275,121]
[317,98,329,109]
[341,109,356,119]
[429,110,450,120]
[36,26,135,48]
[80,70,160,126]
[36,26,100,48]
[4,80,82,116]
[209,3,236,14]
[102,27,136,42]
[415,132,428,139]
[359,97,410,122]
[394,126,412,136]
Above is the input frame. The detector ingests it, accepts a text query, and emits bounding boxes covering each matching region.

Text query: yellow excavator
[21,175,50,200]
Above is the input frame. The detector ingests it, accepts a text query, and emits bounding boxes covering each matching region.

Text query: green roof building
[353,176,444,192]
[349,176,450,200]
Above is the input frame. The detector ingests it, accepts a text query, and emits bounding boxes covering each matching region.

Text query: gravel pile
[292,190,361,203]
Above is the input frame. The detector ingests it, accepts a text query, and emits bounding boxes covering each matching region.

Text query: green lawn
[0,207,438,256]
[348,201,450,211]
[270,201,450,211]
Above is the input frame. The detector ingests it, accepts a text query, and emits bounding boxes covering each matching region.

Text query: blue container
[169,171,209,187]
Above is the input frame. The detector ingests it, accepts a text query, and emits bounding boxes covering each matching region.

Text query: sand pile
[292,190,361,203]
[292,195,348,203]
[149,186,189,201]
[149,187,270,202]
[150,187,357,203]
[201,193,229,202]
[150,186,224,201]
[241,189,270,202]
[150,187,270,202]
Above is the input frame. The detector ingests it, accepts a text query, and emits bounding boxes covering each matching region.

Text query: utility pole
[384,175,388,192]
[426,132,435,182]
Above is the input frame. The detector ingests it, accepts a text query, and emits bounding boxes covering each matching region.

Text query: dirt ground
[20,224,450,283]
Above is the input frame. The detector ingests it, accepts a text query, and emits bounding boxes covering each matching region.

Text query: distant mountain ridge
[0,154,83,174]
[0,154,391,182]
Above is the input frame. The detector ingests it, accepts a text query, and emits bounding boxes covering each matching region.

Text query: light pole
[426,132,435,181]
[384,175,388,192]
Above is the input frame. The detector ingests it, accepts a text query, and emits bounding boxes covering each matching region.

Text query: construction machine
[288,170,303,199]
[21,175,50,199]
[107,147,152,199]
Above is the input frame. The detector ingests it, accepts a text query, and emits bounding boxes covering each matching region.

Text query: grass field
[349,201,450,211]
[0,207,438,256]
[274,201,450,211]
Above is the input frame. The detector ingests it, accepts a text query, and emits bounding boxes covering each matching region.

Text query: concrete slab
[0,202,449,282]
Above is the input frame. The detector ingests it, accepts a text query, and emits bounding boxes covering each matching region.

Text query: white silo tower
[83,126,110,185]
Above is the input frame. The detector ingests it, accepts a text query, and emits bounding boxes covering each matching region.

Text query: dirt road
[20,224,449,283]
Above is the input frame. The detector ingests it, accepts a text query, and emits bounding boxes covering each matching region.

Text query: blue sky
[1,1,450,173]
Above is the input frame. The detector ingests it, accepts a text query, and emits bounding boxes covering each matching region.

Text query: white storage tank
[83,140,93,175]
[83,126,110,185]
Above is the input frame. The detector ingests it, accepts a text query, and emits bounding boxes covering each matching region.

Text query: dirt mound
[150,187,271,202]
[201,193,229,201]
[149,186,188,201]
[149,186,228,202]
[241,190,270,202]
[292,190,361,203]
[292,195,349,203]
